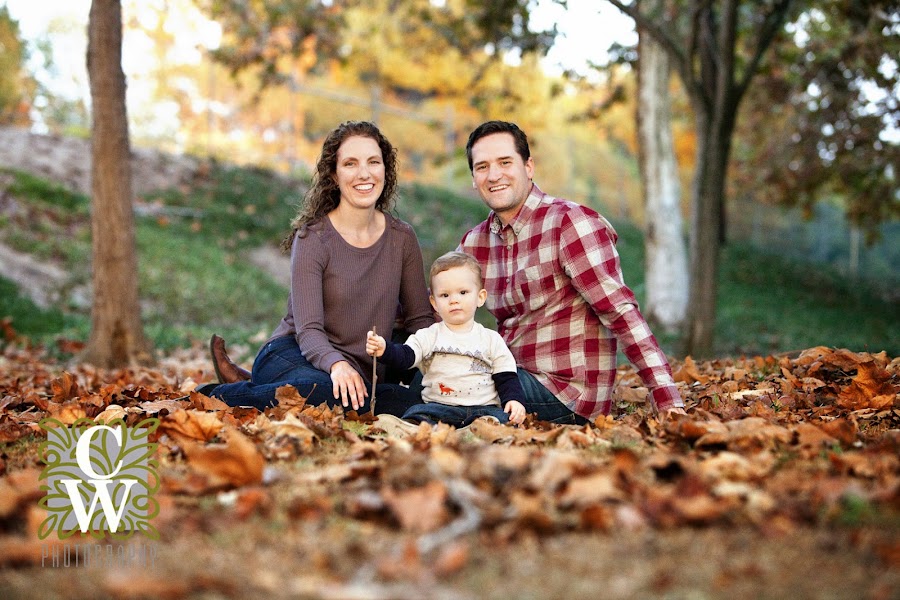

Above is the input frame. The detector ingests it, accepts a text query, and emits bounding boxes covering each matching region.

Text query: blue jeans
[403,403,509,428]
[516,368,589,425]
[203,335,421,416]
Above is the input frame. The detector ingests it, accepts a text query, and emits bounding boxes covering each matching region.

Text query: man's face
[470,132,534,225]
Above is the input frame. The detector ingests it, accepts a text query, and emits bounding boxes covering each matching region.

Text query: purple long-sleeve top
[268,212,435,384]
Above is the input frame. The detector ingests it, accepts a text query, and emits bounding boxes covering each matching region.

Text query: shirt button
[506,245,512,250]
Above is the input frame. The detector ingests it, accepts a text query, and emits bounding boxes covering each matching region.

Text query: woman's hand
[504,400,526,424]
[330,361,367,410]
[366,330,386,357]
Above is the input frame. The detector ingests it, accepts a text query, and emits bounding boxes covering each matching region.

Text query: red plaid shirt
[460,184,683,420]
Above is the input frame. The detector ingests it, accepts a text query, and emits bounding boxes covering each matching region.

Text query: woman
[198,121,435,416]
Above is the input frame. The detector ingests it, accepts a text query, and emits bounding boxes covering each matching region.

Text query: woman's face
[333,135,385,211]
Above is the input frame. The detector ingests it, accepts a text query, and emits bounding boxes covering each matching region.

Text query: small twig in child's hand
[370,325,377,414]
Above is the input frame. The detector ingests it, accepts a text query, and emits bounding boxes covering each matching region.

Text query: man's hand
[504,400,526,424]
[330,360,367,410]
[366,330,386,358]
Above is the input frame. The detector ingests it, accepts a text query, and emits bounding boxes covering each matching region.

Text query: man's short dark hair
[465,121,531,172]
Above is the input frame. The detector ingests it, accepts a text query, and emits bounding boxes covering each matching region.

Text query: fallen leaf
[140,398,190,415]
[49,372,80,402]
[432,541,470,576]
[382,480,449,533]
[275,384,308,410]
[182,427,265,491]
[94,404,126,423]
[795,422,837,449]
[189,391,229,411]
[837,361,898,410]
[160,409,224,444]
[558,472,622,506]
[673,356,710,384]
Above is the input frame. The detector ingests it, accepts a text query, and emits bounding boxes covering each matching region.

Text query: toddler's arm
[492,371,527,424]
[366,330,416,369]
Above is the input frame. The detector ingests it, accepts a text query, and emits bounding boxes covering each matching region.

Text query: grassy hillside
[0,165,897,359]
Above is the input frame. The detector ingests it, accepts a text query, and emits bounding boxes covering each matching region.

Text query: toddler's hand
[505,400,526,424]
[366,331,386,357]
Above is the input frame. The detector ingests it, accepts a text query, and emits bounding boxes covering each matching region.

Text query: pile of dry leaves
[0,343,897,596]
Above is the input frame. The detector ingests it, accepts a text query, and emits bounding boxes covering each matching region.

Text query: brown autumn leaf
[140,398,190,415]
[673,356,710,384]
[695,417,792,450]
[818,417,858,446]
[818,347,870,371]
[275,384,308,410]
[558,472,623,507]
[93,404,127,423]
[49,372,80,402]
[0,467,42,518]
[698,451,774,482]
[267,412,317,441]
[509,489,555,531]
[667,417,729,441]
[381,480,449,533]
[181,426,265,490]
[233,487,273,520]
[794,422,838,450]
[45,399,91,424]
[0,415,31,443]
[794,346,834,368]
[432,540,470,577]
[159,409,224,444]
[189,391,229,411]
[837,361,898,410]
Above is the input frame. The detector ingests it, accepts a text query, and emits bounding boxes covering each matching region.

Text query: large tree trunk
[637,8,689,334]
[82,0,152,367]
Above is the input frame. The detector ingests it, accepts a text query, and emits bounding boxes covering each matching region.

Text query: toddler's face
[430,266,486,330]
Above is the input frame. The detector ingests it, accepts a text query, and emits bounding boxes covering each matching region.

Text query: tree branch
[735,0,795,103]
[605,0,702,103]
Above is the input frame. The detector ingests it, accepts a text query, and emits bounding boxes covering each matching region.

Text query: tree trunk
[637,10,689,334]
[683,108,732,358]
[82,0,152,367]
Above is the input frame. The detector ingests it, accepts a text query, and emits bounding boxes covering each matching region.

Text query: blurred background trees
[2,0,897,357]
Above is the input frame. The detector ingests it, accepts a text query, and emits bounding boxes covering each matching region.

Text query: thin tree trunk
[82,0,152,367]
[638,7,689,334]
[683,109,731,357]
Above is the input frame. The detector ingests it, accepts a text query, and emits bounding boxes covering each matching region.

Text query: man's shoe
[210,334,251,384]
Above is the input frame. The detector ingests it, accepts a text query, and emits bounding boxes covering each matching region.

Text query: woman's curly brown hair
[283,121,398,249]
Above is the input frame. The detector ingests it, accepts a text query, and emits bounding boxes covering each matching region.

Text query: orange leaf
[182,427,264,490]
[275,384,308,410]
[189,391,229,411]
[160,409,224,443]
[673,356,709,384]
[837,361,898,410]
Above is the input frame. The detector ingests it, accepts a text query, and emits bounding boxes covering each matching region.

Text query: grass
[0,165,897,358]
[612,217,899,357]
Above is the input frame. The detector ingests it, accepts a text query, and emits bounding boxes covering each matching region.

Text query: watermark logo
[38,417,161,541]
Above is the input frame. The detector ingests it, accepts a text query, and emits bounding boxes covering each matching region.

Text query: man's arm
[558,209,684,413]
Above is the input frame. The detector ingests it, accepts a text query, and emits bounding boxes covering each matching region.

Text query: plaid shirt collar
[488,183,542,238]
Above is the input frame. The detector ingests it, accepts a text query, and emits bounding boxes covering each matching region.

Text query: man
[459,120,685,424]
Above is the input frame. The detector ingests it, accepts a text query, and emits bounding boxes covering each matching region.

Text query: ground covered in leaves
[0,343,898,599]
